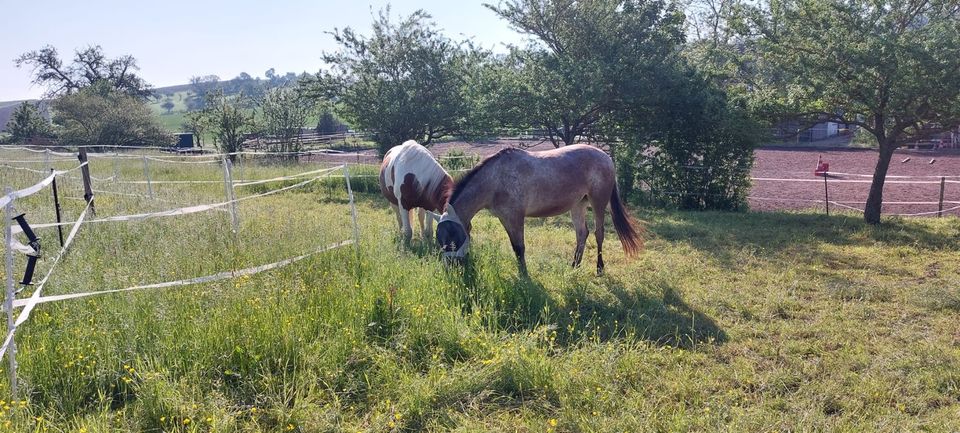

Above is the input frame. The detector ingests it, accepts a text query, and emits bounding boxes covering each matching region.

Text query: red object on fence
[814,154,829,177]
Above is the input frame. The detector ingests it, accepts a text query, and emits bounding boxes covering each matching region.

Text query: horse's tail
[610,184,643,257]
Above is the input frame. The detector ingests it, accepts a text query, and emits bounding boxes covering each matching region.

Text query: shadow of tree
[646,210,960,271]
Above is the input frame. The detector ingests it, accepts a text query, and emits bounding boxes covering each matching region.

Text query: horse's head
[436,206,469,260]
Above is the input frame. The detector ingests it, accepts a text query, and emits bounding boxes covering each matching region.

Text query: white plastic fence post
[142,156,154,200]
[222,157,240,235]
[343,165,360,249]
[113,157,120,184]
[3,187,19,398]
[43,149,51,174]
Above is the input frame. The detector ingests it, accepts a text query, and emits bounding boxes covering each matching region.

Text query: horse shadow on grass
[446,256,727,350]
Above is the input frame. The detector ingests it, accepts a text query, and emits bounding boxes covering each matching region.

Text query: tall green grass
[0,150,958,432]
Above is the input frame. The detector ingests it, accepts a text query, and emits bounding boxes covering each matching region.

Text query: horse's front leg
[498,213,527,275]
[418,208,434,241]
[399,207,413,244]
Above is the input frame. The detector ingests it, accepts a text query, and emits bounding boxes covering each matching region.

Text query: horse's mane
[450,148,520,203]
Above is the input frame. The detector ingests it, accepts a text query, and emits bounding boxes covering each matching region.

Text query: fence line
[8,240,353,310]
[2,160,360,397]
[1,201,91,361]
[0,162,88,209]
[12,168,341,234]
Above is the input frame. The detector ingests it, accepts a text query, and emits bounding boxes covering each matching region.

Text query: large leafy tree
[52,83,170,147]
[15,45,154,99]
[303,8,472,155]
[5,102,51,142]
[750,0,960,224]
[486,0,686,146]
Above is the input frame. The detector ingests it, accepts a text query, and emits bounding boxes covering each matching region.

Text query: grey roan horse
[436,145,642,275]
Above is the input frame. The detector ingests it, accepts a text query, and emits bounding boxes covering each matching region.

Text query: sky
[0,0,528,101]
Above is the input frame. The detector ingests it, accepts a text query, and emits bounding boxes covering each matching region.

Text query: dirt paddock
[304,140,960,217]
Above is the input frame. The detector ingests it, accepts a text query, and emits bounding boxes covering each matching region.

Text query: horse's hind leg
[571,200,588,267]
[591,197,607,275]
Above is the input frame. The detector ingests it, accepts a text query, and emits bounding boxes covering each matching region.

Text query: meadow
[0,149,958,432]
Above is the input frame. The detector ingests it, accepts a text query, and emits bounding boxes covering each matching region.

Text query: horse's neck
[450,176,490,227]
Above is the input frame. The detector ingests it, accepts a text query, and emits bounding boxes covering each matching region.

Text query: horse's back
[481,144,615,217]
[379,140,452,212]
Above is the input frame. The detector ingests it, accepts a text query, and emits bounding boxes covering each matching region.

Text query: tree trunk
[864,143,896,224]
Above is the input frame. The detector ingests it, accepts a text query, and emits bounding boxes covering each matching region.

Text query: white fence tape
[819,171,960,179]
[8,239,353,310]
[0,202,90,359]
[115,165,343,186]
[0,162,88,209]
[751,176,943,185]
[14,169,339,233]
[1,158,76,164]
[0,164,48,174]
[142,156,221,165]
[233,166,343,187]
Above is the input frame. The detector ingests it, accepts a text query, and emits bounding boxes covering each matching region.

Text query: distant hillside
[1,72,311,133]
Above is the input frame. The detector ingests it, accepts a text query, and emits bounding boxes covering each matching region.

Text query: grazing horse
[379,140,453,243]
[436,144,642,275]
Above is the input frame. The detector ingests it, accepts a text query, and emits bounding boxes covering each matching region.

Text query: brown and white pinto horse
[436,144,642,275]
[379,140,453,243]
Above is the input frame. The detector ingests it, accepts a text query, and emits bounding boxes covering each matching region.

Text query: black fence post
[823,172,829,216]
[50,169,64,247]
[938,176,945,217]
[77,148,95,216]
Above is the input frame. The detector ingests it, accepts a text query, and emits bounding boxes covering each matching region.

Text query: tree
[485,0,686,146]
[161,100,175,114]
[183,111,210,148]
[5,102,51,142]
[15,45,153,99]
[52,82,171,147]
[202,89,256,160]
[748,0,960,224]
[316,111,343,135]
[258,86,315,153]
[303,8,472,155]
[187,75,220,110]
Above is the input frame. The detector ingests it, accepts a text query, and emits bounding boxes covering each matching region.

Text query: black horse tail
[610,184,643,257]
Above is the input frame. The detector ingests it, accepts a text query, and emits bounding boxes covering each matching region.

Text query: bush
[616,68,759,211]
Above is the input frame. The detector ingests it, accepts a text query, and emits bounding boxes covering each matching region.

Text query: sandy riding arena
[750,147,960,217]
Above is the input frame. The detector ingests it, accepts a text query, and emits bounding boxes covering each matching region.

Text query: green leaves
[304,8,473,155]
[752,0,960,144]
[51,82,170,147]
[487,0,687,146]
[5,102,51,142]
